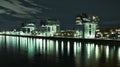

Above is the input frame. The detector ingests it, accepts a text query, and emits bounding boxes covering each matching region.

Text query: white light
[47,40,50,54]
[61,41,64,55]
[95,45,99,60]
[76,42,81,55]
[106,46,109,60]
[56,40,59,57]
[27,38,35,59]
[49,40,54,54]
[43,39,46,54]
[118,47,120,62]
[87,43,91,59]
[74,42,77,56]
[67,41,70,55]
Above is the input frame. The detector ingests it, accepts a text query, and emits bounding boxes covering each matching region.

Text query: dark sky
[39,0,120,29]
[0,0,120,30]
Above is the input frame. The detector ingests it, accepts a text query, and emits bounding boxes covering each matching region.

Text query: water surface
[0,35,120,67]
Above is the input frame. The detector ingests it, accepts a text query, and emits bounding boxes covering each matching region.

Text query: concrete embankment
[0,34,120,44]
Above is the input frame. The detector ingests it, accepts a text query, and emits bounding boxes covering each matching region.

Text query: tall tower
[75,13,99,38]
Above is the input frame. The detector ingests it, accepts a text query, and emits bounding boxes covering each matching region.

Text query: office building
[75,13,99,38]
[40,19,60,36]
[21,23,36,34]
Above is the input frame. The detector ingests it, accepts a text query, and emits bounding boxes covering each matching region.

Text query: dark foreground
[0,35,120,67]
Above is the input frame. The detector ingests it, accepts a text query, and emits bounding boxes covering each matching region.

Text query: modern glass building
[75,13,99,38]
[83,23,97,38]
[21,23,36,34]
[40,19,60,36]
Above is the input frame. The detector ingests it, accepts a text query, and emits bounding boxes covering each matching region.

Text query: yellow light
[96,29,100,32]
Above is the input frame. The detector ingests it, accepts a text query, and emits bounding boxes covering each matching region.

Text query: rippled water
[0,35,120,67]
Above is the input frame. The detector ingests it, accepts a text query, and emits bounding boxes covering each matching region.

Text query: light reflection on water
[0,35,120,67]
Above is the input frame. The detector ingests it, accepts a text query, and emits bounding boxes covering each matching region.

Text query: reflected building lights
[77,42,81,53]
[67,41,70,55]
[35,39,56,55]
[47,40,50,54]
[110,47,114,60]
[16,37,19,48]
[113,46,116,51]
[11,37,17,45]
[0,36,3,50]
[6,36,10,49]
[118,47,120,62]
[40,39,43,54]
[27,38,35,59]
[56,40,59,57]
[86,43,95,59]
[2,35,120,66]
[91,44,94,51]
[0,36,2,47]
[74,42,82,57]
[87,43,91,59]
[2,36,5,44]
[95,45,99,60]
[100,45,103,52]
[74,42,82,67]
[105,46,109,60]
[43,39,46,54]
[74,42,77,56]
[4,36,15,51]
[14,37,19,49]
[20,37,28,51]
[61,41,64,55]
[49,40,54,54]
[36,39,40,51]
[47,40,54,55]
[25,38,28,48]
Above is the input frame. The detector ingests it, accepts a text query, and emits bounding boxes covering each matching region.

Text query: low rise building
[21,23,36,34]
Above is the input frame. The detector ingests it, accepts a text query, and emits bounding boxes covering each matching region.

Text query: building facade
[21,23,36,34]
[83,23,97,38]
[40,19,60,36]
[75,13,99,38]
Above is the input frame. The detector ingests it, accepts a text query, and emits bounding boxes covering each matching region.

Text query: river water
[0,35,120,67]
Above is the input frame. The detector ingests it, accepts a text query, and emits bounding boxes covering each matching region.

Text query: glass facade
[40,19,60,36]
[75,13,99,38]
[84,23,97,38]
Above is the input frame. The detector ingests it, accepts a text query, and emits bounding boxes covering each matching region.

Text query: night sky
[0,0,120,30]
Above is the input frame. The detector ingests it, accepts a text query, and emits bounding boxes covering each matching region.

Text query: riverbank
[0,34,120,43]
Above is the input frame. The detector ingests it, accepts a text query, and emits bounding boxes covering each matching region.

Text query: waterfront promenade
[0,33,120,44]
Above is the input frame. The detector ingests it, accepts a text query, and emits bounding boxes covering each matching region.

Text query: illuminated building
[95,29,103,38]
[116,29,120,38]
[21,23,36,34]
[55,30,75,37]
[75,13,99,38]
[75,15,82,25]
[40,19,60,36]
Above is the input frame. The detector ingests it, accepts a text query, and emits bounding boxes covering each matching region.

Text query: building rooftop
[76,13,100,24]
[40,19,60,26]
